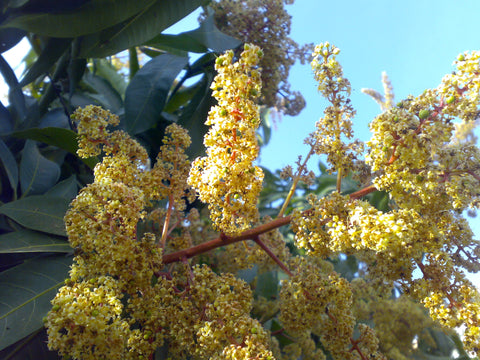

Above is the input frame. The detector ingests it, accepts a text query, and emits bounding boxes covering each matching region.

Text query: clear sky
[261,0,480,170]
[1,1,479,281]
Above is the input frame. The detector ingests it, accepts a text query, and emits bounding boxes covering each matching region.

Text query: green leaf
[20,140,60,196]
[45,175,78,201]
[0,54,26,120]
[12,127,97,169]
[78,0,209,58]
[67,57,87,99]
[177,71,215,158]
[93,59,127,98]
[125,54,188,134]
[0,101,14,134]
[19,37,71,87]
[0,28,26,54]
[254,270,278,299]
[147,13,241,54]
[38,108,69,129]
[270,319,295,346]
[0,195,70,236]
[0,138,18,194]
[164,81,205,114]
[1,0,158,38]
[0,229,70,253]
[0,255,72,351]
[369,190,390,212]
[258,107,272,146]
[82,72,123,112]
[182,13,241,52]
[145,33,207,54]
[318,161,327,174]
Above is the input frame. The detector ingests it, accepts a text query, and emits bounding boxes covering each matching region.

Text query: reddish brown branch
[162,184,378,264]
[162,215,292,264]
[253,236,294,277]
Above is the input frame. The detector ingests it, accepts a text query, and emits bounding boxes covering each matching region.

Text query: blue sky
[261,0,480,170]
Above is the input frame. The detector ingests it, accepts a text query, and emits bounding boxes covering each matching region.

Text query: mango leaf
[0,54,26,121]
[0,27,26,54]
[0,328,60,360]
[67,57,87,99]
[82,72,123,112]
[38,108,70,129]
[145,34,207,54]
[181,14,241,52]
[92,59,127,98]
[258,107,272,146]
[20,140,60,196]
[1,0,157,38]
[254,270,278,299]
[0,138,18,194]
[163,82,201,113]
[177,71,215,158]
[12,127,97,169]
[45,175,78,201]
[270,319,295,346]
[78,0,209,58]
[19,37,71,87]
[369,190,390,212]
[5,0,29,8]
[125,53,188,134]
[0,195,70,236]
[0,255,72,351]
[0,101,14,134]
[0,229,70,253]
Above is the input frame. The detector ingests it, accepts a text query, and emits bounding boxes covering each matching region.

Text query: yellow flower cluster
[46,276,130,360]
[350,278,442,360]
[292,189,480,353]
[45,43,480,359]
[278,257,385,360]
[47,106,194,359]
[207,0,311,115]
[188,44,264,235]
[165,265,275,360]
[366,51,480,212]
[307,43,363,178]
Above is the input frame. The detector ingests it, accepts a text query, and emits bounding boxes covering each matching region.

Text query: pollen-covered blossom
[188,44,264,235]
[46,276,129,360]
[307,43,363,176]
[357,51,480,354]
[164,265,275,360]
[351,279,442,360]
[366,51,480,213]
[207,0,311,116]
[47,106,195,359]
[279,257,385,360]
[291,192,352,258]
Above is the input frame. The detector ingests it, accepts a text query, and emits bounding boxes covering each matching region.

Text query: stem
[336,167,343,192]
[253,236,293,277]
[278,147,315,217]
[163,183,378,264]
[160,194,174,248]
[163,216,291,264]
[128,47,139,80]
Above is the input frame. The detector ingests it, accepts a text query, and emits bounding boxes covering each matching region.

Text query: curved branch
[162,184,377,264]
